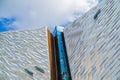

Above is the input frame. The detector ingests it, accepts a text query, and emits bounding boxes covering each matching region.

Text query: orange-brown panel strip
[47,28,56,80]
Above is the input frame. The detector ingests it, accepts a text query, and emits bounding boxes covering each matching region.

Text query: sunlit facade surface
[0,0,120,80]
[0,27,52,80]
[64,0,120,80]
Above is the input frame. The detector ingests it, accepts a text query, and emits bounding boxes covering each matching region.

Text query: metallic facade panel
[64,0,120,80]
[0,27,51,80]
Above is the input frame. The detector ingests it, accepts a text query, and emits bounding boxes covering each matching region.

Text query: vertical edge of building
[46,27,57,80]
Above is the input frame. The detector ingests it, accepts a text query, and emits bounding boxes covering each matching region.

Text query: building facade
[64,0,120,80]
[0,27,57,80]
[0,0,120,80]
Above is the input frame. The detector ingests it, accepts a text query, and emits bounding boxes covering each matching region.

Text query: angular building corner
[0,0,120,80]
[63,0,120,80]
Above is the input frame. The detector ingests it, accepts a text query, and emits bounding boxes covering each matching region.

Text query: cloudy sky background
[0,0,102,32]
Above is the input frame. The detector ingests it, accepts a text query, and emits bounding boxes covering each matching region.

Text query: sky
[0,0,102,32]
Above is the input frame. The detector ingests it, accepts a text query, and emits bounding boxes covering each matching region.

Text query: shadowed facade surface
[64,0,120,80]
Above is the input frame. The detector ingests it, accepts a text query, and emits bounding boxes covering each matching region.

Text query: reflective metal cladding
[0,0,120,80]
[63,0,120,80]
[0,27,52,80]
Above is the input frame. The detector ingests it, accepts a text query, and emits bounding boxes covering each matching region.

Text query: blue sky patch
[0,17,16,32]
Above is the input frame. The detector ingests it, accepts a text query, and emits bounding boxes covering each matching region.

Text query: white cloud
[0,0,98,31]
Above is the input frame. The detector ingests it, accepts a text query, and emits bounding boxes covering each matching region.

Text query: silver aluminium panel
[0,27,51,80]
[64,0,120,80]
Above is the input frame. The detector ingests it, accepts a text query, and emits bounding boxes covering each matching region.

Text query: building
[64,0,120,80]
[0,0,120,80]
[0,27,57,80]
